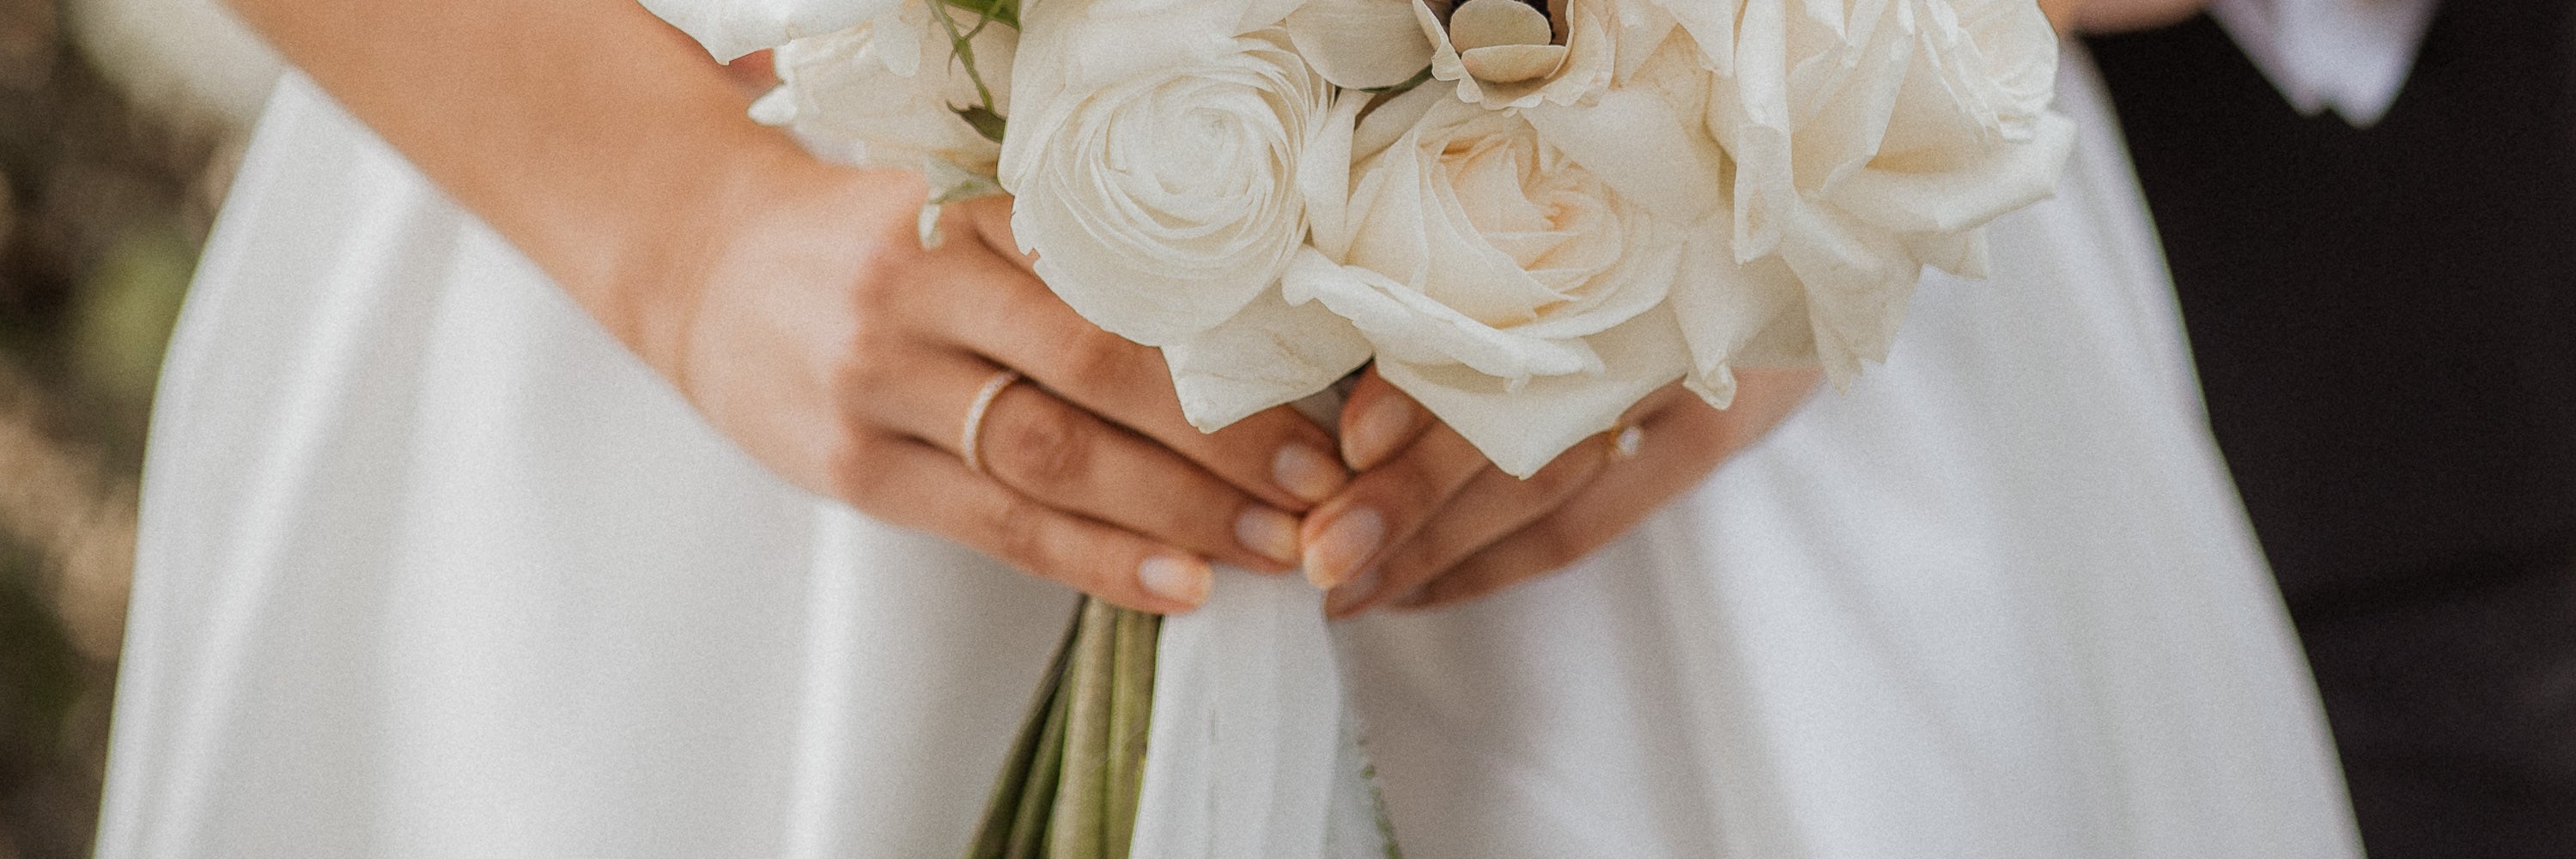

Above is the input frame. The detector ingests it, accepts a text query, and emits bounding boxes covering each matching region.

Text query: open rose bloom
[650,0,2074,478]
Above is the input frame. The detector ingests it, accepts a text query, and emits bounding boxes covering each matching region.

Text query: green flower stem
[1104,608,1160,859]
[1048,599,1121,859]
[969,602,1081,859]
[927,0,1001,118]
[1005,658,1074,859]
[939,0,1019,29]
[967,599,1163,859]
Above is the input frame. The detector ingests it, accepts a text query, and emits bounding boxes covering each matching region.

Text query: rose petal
[1449,0,1554,50]
[1771,202,1917,384]
[1652,0,1740,74]
[1829,112,2077,234]
[1282,249,1600,381]
[1284,0,1436,88]
[1165,286,1376,431]
[1523,87,1726,222]
[1299,94,1369,258]
[1460,44,1570,83]
[1376,304,1691,478]
[1668,240,1801,407]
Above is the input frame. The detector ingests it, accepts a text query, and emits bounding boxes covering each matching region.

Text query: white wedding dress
[94,46,2367,859]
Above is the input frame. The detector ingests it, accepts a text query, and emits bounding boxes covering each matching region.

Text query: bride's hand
[225,0,1338,613]
[1302,368,1820,618]
[660,158,1346,613]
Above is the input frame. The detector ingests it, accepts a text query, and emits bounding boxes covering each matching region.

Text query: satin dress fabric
[94,53,2363,859]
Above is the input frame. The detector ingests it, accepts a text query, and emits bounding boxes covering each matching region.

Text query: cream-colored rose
[1285,85,1694,476]
[1679,0,2077,382]
[750,3,1013,175]
[1000,1,1338,349]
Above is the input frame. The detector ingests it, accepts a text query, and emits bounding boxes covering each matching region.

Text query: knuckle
[1054,332,1138,393]
[1371,455,1451,523]
[988,495,1056,572]
[1382,523,1459,582]
[986,399,1096,493]
[848,244,916,309]
[840,338,902,401]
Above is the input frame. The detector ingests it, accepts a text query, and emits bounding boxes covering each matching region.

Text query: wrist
[603,135,809,382]
[624,143,933,398]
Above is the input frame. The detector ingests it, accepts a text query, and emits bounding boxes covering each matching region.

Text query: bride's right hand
[647,155,1347,613]
[224,0,1339,613]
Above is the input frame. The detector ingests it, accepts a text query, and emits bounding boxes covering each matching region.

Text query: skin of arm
[222,0,806,375]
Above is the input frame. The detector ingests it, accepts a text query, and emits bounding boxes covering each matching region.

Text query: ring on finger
[960,369,1023,474]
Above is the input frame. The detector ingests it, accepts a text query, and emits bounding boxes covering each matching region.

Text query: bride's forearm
[224,0,810,369]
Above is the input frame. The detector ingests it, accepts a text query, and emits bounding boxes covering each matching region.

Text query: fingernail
[1235,506,1302,566]
[1325,566,1383,617]
[1302,508,1385,590]
[1273,445,1349,504]
[1139,554,1212,607]
[1342,395,1417,469]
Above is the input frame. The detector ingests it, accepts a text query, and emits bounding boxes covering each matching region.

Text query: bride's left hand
[1303,367,1821,618]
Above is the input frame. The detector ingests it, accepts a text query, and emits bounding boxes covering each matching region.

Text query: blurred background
[0,0,277,854]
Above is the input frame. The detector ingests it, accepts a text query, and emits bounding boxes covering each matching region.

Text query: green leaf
[956,105,1009,145]
[1103,608,1158,859]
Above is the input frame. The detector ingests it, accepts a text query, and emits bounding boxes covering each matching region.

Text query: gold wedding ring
[959,369,1022,475]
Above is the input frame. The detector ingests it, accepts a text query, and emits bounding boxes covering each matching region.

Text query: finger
[876,356,1303,571]
[1336,367,1436,471]
[835,433,1214,614]
[1298,418,1492,594]
[903,238,1350,512]
[1396,401,1731,611]
[961,195,1039,275]
[1325,432,1613,618]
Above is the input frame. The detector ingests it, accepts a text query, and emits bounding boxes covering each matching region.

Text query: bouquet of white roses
[641,0,2073,854]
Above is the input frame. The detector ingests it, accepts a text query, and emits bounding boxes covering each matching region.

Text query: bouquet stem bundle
[969,598,1160,859]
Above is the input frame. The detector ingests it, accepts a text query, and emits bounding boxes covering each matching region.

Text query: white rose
[999,1,1339,350]
[1284,85,1697,477]
[752,3,1014,175]
[1681,0,2077,382]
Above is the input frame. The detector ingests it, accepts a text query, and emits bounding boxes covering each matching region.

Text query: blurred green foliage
[0,0,228,855]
